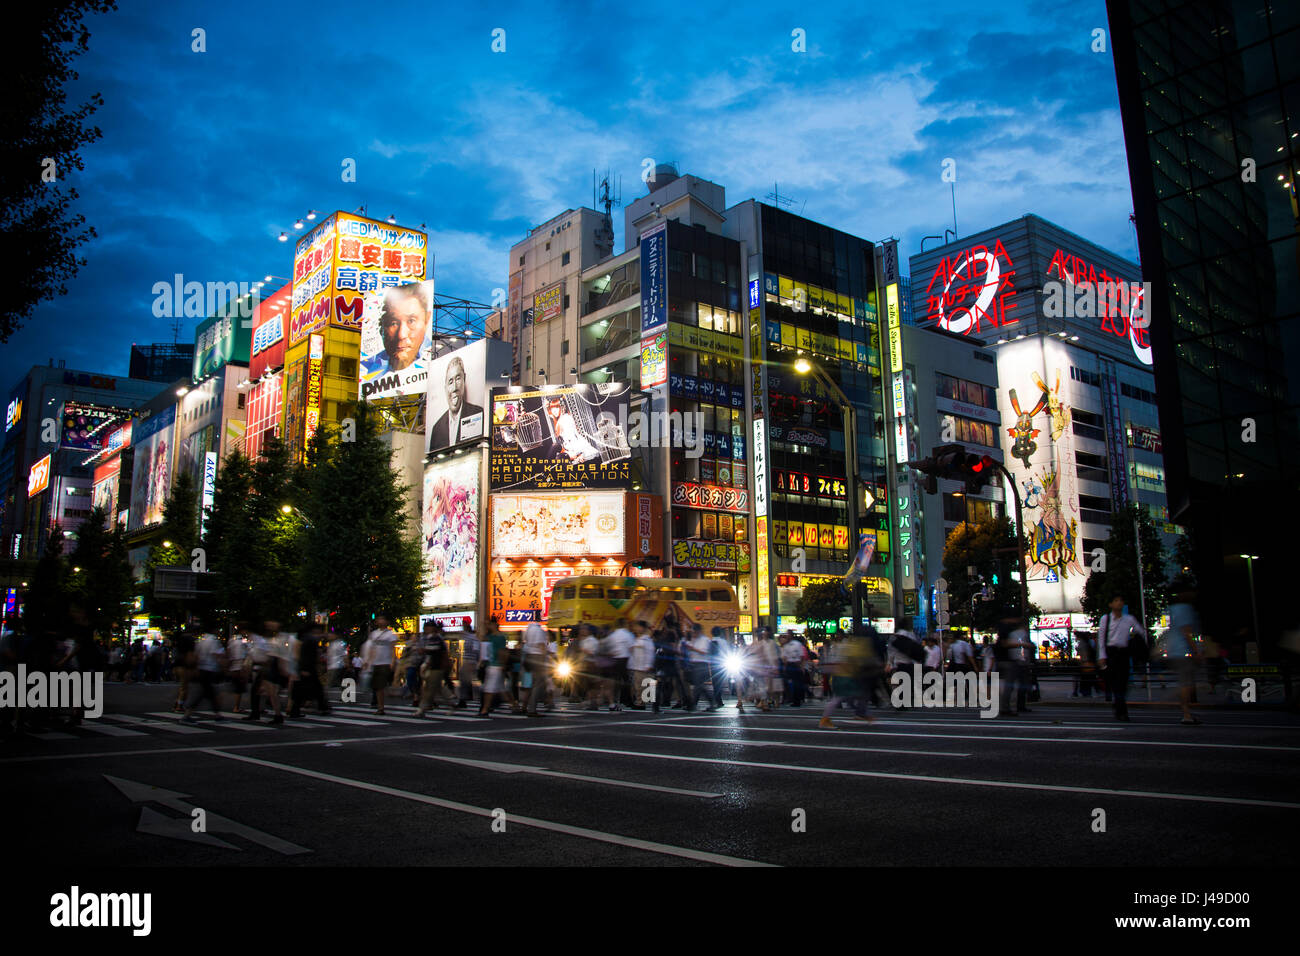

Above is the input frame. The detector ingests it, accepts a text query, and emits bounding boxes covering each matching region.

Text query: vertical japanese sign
[640,220,668,335]
[756,517,770,618]
[640,330,668,388]
[201,451,217,538]
[305,334,324,444]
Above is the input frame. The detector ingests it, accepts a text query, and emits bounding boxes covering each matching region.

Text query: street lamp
[1240,554,1261,647]
[793,355,862,632]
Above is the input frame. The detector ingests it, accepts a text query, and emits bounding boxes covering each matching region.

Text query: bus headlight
[723,652,745,678]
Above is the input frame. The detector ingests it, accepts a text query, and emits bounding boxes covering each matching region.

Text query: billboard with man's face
[359,279,435,401]
[426,338,511,454]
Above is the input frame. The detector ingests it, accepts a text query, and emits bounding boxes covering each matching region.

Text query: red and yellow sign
[27,454,51,498]
[289,211,428,347]
[304,334,324,442]
[756,516,770,617]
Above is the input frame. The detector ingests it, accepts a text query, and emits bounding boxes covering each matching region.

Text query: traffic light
[962,453,998,493]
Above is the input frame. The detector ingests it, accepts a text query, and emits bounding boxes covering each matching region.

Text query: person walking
[364,615,399,716]
[477,618,510,718]
[651,628,677,713]
[226,627,249,713]
[290,624,331,718]
[521,620,550,717]
[1165,586,1203,725]
[182,628,225,722]
[415,622,453,717]
[604,618,634,712]
[457,627,480,708]
[684,624,713,711]
[1098,594,1147,721]
[780,631,807,706]
[629,622,655,710]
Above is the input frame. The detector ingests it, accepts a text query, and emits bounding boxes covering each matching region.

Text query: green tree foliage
[66,506,133,639]
[2,1,117,341]
[304,405,422,635]
[1081,504,1169,629]
[942,515,1039,632]
[203,440,308,624]
[143,470,202,629]
[795,580,848,639]
[24,524,69,635]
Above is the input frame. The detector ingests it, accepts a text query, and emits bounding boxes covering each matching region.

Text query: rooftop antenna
[593,169,621,247]
[765,182,799,211]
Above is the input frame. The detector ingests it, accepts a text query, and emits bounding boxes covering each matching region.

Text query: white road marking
[296,715,384,727]
[636,734,970,757]
[440,735,1300,809]
[201,749,771,866]
[106,714,210,735]
[635,723,1300,752]
[148,712,272,732]
[76,722,147,737]
[21,730,77,740]
[415,752,721,797]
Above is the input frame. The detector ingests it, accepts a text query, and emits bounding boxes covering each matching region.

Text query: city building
[501,168,902,635]
[908,214,1175,618]
[901,322,1004,626]
[243,283,291,460]
[1,363,162,562]
[128,342,195,384]
[1108,0,1300,654]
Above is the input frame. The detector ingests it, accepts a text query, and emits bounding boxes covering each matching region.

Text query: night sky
[5,0,1135,390]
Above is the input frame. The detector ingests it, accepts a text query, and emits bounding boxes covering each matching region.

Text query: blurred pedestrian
[1098,594,1147,722]
[1166,586,1203,725]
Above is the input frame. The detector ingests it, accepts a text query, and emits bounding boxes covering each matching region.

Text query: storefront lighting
[264,274,273,282]
[278,232,288,242]
[306,210,318,221]
[386,214,397,224]
[294,219,304,229]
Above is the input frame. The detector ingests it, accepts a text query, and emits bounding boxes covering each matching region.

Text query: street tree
[143,470,202,629]
[795,580,849,640]
[2,1,117,341]
[1081,504,1169,629]
[942,515,1038,633]
[24,524,69,636]
[303,404,422,635]
[66,505,133,640]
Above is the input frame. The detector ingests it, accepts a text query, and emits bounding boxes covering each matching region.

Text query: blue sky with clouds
[5,0,1135,389]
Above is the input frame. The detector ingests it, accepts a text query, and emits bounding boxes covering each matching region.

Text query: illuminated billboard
[305,334,324,444]
[359,279,434,401]
[489,561,625,628]
[426,338,511,454]
[423,454,479,608]
[27,454,51,498]
[250,290,289,379]
[128,406,175,531]
[491,492,625,558]
[290,211,428,348]
[59,402,123,450]
[996,338,1086,612]
[532,282,563,324]
[193,313,251,383]
[488,382,632,491]
[92,457,121,519]
[922,239,1019,336]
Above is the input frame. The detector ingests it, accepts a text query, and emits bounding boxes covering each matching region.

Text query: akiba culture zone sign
[923,240,1019,335]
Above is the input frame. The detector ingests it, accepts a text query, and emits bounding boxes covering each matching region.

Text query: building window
[1070,366,1101,387]
[237,393,246,410]
[561,250,571,266]
[518,255,524,266]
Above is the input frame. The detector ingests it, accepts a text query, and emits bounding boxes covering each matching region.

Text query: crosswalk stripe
[22,730,78,740]
[105,714,211,735]
[148,712,274,732]
[76,721,147,737]
[297,715,385,727]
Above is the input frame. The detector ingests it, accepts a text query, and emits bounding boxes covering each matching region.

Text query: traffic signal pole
[993,459,1030,619]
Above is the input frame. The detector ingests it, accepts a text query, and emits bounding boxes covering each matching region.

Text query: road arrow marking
[136,806,241,849]
[104,775,311,855]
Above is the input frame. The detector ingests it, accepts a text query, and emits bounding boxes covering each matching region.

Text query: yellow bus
[547,576,740,632]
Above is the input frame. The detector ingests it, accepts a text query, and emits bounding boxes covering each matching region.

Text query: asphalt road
[4,680,1298,867]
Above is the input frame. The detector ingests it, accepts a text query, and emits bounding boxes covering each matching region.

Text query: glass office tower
[1109,1,1300,654]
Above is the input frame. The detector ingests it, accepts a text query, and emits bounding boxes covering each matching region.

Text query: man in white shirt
[327,636,348,688]
[950,635,976,673]
[604,619,634,711]
[1098,594,1147,721]
[522,621,550,716]
[923,638,943,673]
[364,616,399,715]
[226,630,248,713]
[628,622,655,710]
[685,624,713,711]
[182,631,225,722]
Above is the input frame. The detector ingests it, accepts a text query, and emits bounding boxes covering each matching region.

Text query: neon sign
[1045,249,1150,365]
[924,239,1018,335]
